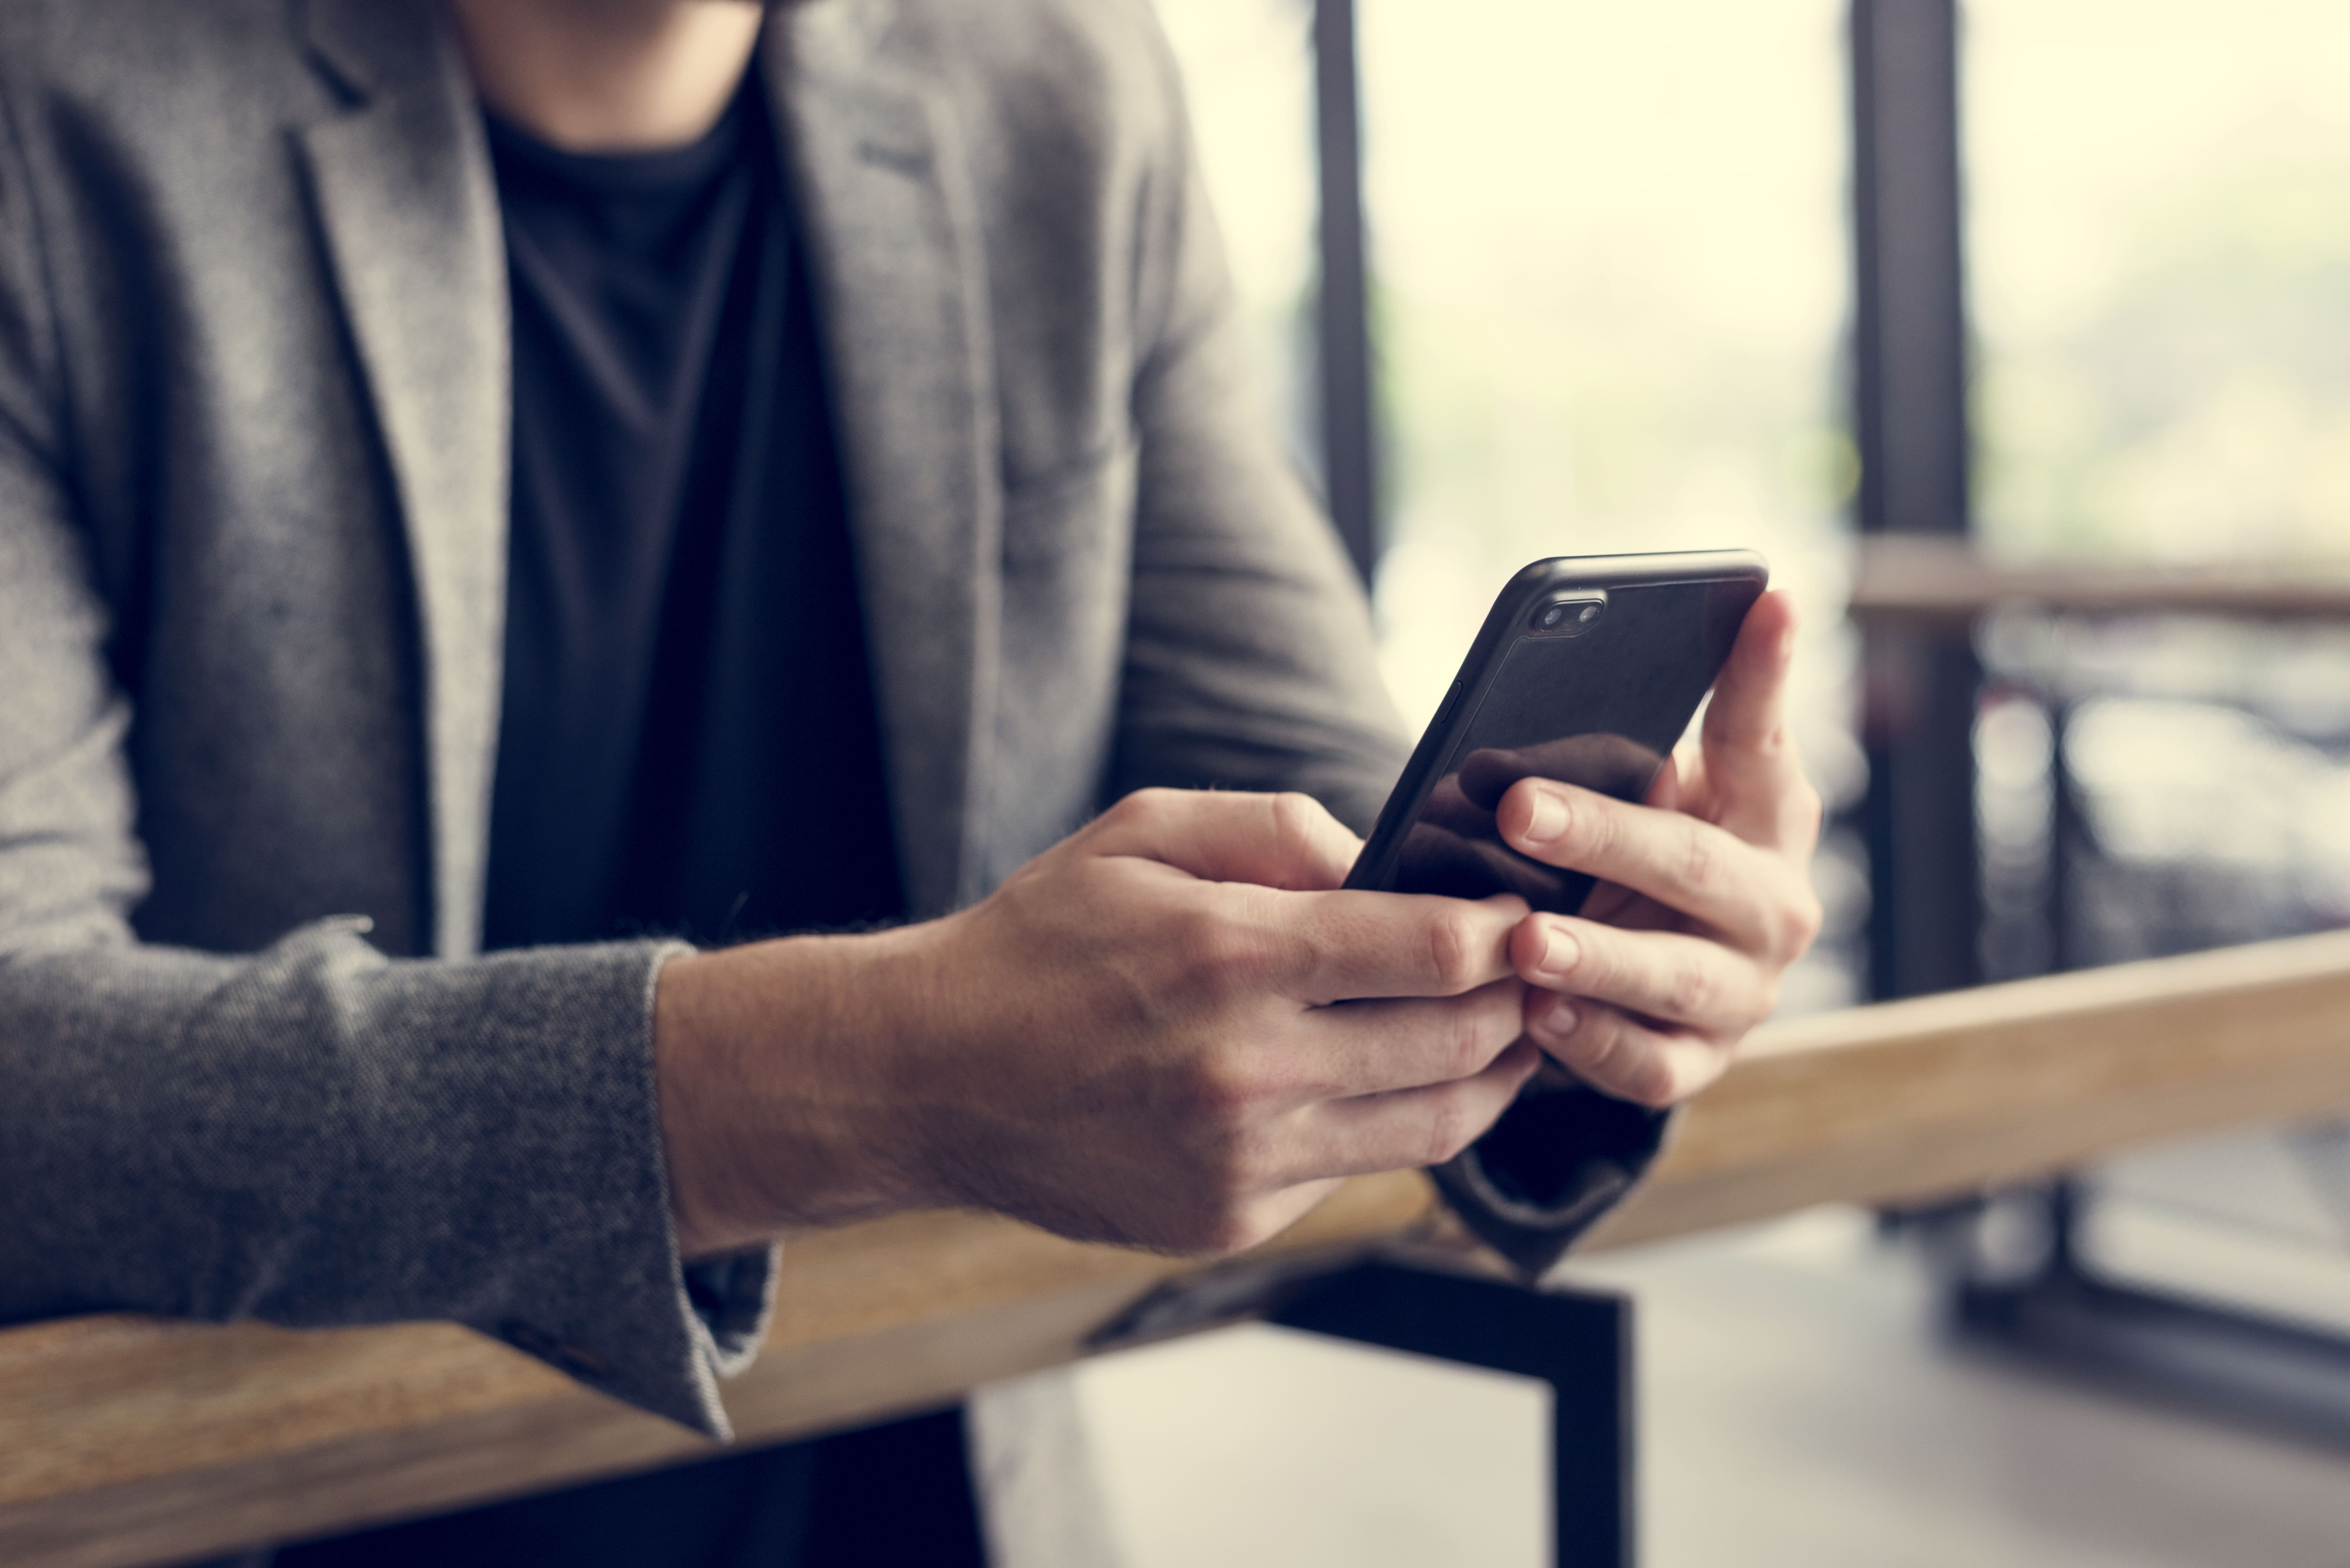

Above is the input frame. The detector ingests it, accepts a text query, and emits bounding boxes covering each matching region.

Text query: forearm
[653,927,936,1257]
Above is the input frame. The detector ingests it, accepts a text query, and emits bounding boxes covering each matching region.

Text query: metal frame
[1849,0,1982,1003]
[1894,1184,2350,1448]
[1850,0,2350,1447]
[1093,1250,1634,1568]
[1272,1259,1635,1568]
[1311,0,1380,584]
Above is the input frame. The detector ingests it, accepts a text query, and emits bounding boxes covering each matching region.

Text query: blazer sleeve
[1113,17,1667,1276]
[1107,33,1406,836]
[0,100,768,1439]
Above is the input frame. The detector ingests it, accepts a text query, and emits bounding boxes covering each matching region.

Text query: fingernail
[1543,997,1579,1036]
[1522,787,1568,844]
[1533,923,1579,979]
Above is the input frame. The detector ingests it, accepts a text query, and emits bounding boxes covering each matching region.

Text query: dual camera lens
[1533,595,1607,636]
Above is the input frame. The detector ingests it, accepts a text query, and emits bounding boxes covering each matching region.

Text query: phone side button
[1432,679,1465,728]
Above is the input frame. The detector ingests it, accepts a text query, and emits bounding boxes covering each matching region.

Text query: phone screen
[1372,577,1755,915]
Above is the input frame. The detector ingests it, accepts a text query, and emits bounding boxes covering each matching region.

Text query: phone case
[1345,550,1768,914]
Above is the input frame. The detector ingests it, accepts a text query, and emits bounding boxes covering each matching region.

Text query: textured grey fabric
[0,0,768,1437]
[0,0,1656,1442]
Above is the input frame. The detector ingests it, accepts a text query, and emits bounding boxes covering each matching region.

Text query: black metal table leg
[1268,1259,1635,1568]
[1897,1183,2350,1449]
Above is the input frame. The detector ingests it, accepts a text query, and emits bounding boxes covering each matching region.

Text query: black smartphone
[1345,551,1768,915]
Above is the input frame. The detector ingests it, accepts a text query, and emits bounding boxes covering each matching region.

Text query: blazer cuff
[0,926,785,1439]
[1430,1081,1671,1278]
[446,940,777,1440]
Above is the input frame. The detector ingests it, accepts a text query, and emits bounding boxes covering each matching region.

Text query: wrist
[652,927,936,1257]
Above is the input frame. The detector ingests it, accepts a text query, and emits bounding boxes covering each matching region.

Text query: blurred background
[1022,1,2350,1563]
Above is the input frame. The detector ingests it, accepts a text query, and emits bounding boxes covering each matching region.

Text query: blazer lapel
[766,2,1002,920]
[294,0,510,958]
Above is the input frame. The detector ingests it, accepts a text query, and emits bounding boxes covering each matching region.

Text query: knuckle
[1101,788,1171,832]
[1555,1008,1615,1070]
[1434,1004,1491,1081]
[1424,908,1483,994]
[1170,906,1273,1001]
[1665,954,1717,1021]
[1795,881,1826,943]
[1577,796,1622,860]
[1680,820,1726,898]
[1795,779,1826,839]
[1269,790,1322,856]
[1419,1091,1481,1168]
[1778,891,1826,958]
[1179,1045,1260,1123]
[1620,1051,1679,1109]
[1205,1136,1264,1201]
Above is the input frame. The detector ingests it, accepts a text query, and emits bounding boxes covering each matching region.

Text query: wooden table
[12,929,2350,1568]
[1849,534,2350,625]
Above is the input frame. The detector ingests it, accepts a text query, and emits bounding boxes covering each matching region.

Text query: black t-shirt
[280,83,979,1568]
[479,80,903,954]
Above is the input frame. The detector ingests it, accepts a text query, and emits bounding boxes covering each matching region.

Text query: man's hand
[1494,589,1824,1107]
[654,791,1542,1259]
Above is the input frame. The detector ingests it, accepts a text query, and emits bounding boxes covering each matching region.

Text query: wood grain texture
[1849,533,2350,623]
[1581,928,2350,1249]
[11,934,2350,1567]
[0,1174,1438,1568]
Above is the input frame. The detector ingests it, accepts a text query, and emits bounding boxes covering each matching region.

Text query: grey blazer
[0,0,1655,1438]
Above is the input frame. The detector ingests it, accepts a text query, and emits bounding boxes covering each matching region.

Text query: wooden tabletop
[12,929,2350,1568]
[1848,534,2350,624]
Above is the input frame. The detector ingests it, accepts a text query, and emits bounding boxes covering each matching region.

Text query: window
[1361,0,1853,736]
[1969,0,2350,565]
